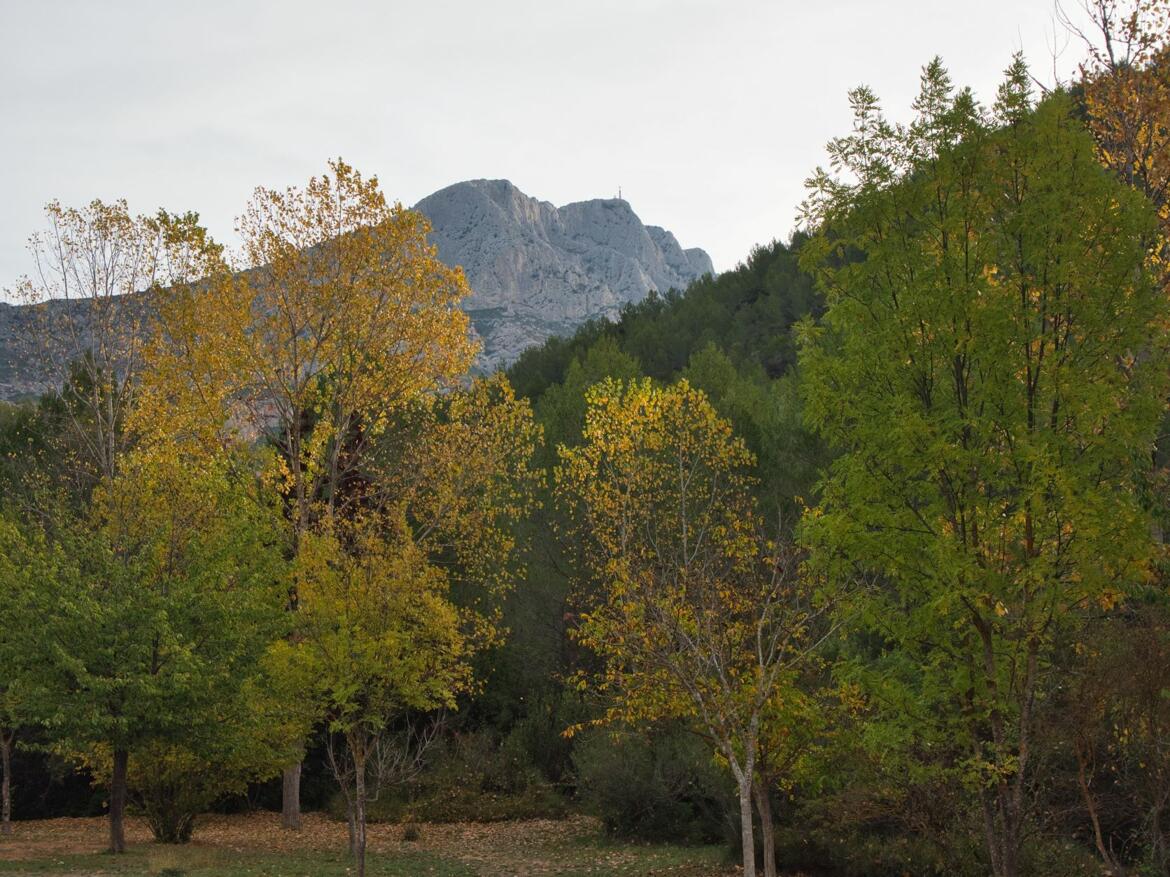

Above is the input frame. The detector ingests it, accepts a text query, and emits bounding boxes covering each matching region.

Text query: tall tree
[0,515,55,836]
[9,202,215,491]
[798,57,1168,877]
[276,376,540,877]
[139,159,476,827]
[557,377,824,877]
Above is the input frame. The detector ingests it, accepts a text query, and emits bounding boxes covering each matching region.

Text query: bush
[573,726,732,845]
[498,691,584,786]
[132,744,241,843]
[127,728,287,844]
[357,729,572,824]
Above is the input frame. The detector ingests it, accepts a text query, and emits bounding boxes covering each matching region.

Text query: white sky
[0,0,1092,300]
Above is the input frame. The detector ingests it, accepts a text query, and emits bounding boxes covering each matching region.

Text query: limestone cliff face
[414,180,712,371]
[0,180,712,400]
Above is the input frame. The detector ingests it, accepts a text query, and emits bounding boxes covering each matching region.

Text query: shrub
[573,725,731,845]
[356,729,572,824]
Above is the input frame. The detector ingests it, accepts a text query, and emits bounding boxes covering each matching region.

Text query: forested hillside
[509,235,825,498]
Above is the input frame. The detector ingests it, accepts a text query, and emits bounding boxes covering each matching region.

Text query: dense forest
[3,4,1170,877]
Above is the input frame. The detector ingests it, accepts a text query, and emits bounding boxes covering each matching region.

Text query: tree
[9,201,216,491]
[0,515,56,836]
[0,402,62,836]
[139,159,476,828]
[284,520,464,877]
[20,447,287,852]
[681,343,827,522]
[556,377,825,877]
[274,376,540,877]
[798,57,1168,877]
[1062,0,1170,225]
[1,203,230,849]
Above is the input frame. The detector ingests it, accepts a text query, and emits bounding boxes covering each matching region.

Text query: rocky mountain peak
[414,180,712,371]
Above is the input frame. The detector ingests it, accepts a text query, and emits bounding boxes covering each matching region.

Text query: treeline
[485,12,1170,877]
[2,6,1170,877]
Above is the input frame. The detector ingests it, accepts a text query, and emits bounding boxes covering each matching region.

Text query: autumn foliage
[6,19,1170,877]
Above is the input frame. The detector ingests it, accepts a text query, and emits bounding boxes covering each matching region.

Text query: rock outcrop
[414,179,712,371]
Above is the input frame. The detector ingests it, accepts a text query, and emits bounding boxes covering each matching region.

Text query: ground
[0,813,735,876]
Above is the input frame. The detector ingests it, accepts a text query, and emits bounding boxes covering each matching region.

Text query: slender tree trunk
[999,808,1019,877]
[282,426,306,833]
[753,780,777,877]
[735,773,757,877]
[281,763,302,830]
[972,608,1023,877]
[981,795,999,876]
[1075,736,1125,876]
[354,751,367,877]
[1,730,12,836]
[346,801,357,856]
[109,749,128,854]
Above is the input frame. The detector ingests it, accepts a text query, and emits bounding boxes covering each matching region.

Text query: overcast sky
[0,0,1092,300]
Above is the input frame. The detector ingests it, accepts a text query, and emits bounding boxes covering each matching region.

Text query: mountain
[0,180,711,401]
[414,179,713,371]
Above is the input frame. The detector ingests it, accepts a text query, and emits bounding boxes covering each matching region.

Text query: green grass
[0,848,472,877]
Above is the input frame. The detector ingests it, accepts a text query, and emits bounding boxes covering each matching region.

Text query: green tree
[681,343,826,521]
[534,336,643,465]
[799,57,1168,877]
[20,447,287,852]
[0,515,57,835]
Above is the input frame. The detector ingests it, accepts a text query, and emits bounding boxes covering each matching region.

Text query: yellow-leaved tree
[271,375,541,877]
[556,378,826,877]
[138,159,478,827]
[1066,0,1170,227]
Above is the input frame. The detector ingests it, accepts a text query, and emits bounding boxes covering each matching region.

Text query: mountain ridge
[0,180,712,400]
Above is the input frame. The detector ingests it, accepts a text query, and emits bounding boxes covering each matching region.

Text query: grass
[0,848,471,876]
[0,813,733,877]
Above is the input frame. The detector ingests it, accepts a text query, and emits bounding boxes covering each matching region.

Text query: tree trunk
[346,800,357,856]
[281,763,302,830]
[753,780,777,877]
[981,794,1001,876]
[1075,736,1125,876]
[109,749,128,853]
[999,810,1019,877]
[981,786,1020,877]
[1,730,12,836]
[354,752,367,877]
[736,774,757,877]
